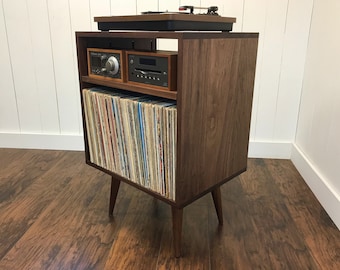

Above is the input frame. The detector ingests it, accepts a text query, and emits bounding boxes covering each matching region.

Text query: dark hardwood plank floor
[0,149,339,269]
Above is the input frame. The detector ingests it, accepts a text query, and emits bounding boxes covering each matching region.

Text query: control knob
[101,56,119,75]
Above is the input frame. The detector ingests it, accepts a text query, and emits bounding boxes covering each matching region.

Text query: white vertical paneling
[297,0,340,173]
[242,0,267,140]
[295,0,340,228]
[26,0,60,134]
[90,0,111,30]
[159,1,179,12]
[68,1,91,69]
[69,0,92,135]
[47,0,81,134]
[325,93,340,189]
[110,0,136,15]
[0,1,20,132]
[273,0,313,141]
[239,0,267,32]
[294,59,315,151]
[309,91,334,159]
[3,0,42,132]
[250,0,289,140]
[136,0,158,14]
[179,0,200,9]
[70,0,91,31]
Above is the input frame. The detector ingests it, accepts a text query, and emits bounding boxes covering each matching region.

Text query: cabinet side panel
[177,36,258,205]
[76,35,91,162]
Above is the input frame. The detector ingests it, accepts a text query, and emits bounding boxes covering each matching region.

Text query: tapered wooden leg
[171,206,183,257]
[211,187,223,225]
[109,176,121,217]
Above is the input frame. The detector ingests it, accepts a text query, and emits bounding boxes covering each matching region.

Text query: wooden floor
[0,149,339,269]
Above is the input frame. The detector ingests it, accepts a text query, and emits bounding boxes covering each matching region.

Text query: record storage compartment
[76,31,259,257]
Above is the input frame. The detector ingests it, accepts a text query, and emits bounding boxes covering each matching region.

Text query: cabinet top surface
[94,14,236,23]
[76,31,259,39]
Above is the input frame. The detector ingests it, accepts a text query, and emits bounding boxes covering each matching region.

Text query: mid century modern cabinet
[76,30,258,257]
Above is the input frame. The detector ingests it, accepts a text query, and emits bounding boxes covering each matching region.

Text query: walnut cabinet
[76,31,258,257]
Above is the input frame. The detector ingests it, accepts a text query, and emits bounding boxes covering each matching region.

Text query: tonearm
[179,6,219,15]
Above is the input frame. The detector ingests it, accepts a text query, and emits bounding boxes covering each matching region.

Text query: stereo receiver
[87,48,125,82]
[126,51,177,91]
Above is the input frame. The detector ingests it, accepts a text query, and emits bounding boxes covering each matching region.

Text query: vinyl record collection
[82,87,177,200]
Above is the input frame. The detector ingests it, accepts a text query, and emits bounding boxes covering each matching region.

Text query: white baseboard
[0,133,291,158]
[0,132,84,151]
[291,144,340,230]
[248,140,292,159]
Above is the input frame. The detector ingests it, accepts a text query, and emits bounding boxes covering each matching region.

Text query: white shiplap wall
[292,0,340,229]
[0,0,313,156]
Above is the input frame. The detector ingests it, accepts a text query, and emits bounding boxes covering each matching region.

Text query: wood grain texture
[211,187,223,225]
[1,149,339,269]
[171,206,183,257]
[81,76,177,100]
[103,191,168,270]
[177,35,258,205]
[76,32,258,209]
[109,176,121,217]
[265,159,340,269]
[237,159,318,269]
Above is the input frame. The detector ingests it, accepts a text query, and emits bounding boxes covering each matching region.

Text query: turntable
[94,6,236,32]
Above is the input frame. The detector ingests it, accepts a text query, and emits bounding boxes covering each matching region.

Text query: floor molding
[0,133,292,158]
[248,140,292,159]
[291,143,340,230]
[0,133,84,151]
